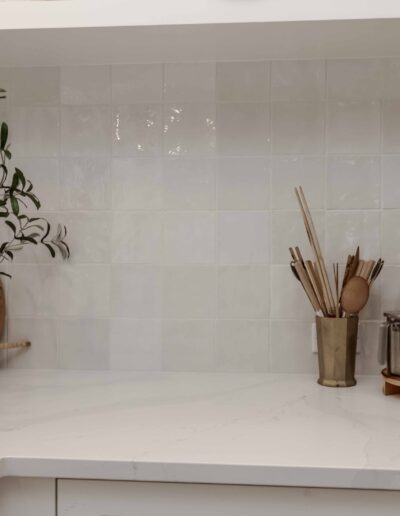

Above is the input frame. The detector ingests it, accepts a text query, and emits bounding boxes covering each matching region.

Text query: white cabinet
[0,477,55,516]
[58,479,400,516]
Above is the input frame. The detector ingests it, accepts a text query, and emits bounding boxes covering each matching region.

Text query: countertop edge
[2,457,400,491]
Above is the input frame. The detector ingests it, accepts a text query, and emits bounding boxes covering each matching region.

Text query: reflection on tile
[216,319,268,372]
[162,319,215,371]
[327,100,380,153]
[270,156,324,210]
[271,102,324,154]
[112,64,163,103]
[110,319,162,370]
[61,66,111,105]
[216,61,269,102]
[271,60,325,101]
[112,105,162,156]
[217,157,269,210]
[327,156,380,209]
[217,103,269,155]
[165,63,216,102]
[164,103,216,156]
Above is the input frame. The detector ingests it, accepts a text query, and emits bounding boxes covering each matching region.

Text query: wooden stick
[356,259,365,276]
[305,260,328,316]
[0,341,30,350]
[333,263,340,318]
[294,261,321,314]
[295,187,335,314]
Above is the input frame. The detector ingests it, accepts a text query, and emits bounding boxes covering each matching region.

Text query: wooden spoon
[341,276,369,315]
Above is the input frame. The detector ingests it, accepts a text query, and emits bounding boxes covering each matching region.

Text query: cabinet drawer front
[0,477,55,516]
[58,479,400,516]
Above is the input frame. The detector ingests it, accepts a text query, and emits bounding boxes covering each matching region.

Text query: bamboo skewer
[0,341,30,350]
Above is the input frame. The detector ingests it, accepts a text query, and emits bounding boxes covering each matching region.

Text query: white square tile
[61,66,111,105]
[215,319,268,372]
[326,211,380,264]
[61,106,110,156]
[327,101,380,153]
[356,322,380,375]
[113,105,162,156]
[271,210,324,264]
[270,265,316,320]
[11,107,59,157]
[62,212,111,263]
[270,156,325,210]
[382,156,400,208]
[111,265,162,317]
[327,59,383,99]
[112,64,163,103]
[163,266,217,318]
[164,62,216,102]
[163,212,215,265]
[270,321,318,373]
[382,101,400,153]
[16,158,59,211]
[162,319,215,371]
[110,319,162,371]
[58,264,110,317]
[0,68,13,106]
[217,157,269,210]
[216,61,269,102]
[381,266,400,313]
[383,59,400,99]
[382,211,400,264]
[218,212,270,264]
[327,156,380,209]
[111,157,163,209]
[163,158,215,210]
[59,157,111,210]
[164,103,216,156]
[271,60,325,101]
[7,318,57,369]
[58,318,109,370]
[12,67,59,106]
[217,102,269,155]
[218,265,269,318]
[112,211,162,264]
[8,264,58,316]
[271,102,324,154]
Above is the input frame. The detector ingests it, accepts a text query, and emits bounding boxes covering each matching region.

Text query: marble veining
[0,371,400,489]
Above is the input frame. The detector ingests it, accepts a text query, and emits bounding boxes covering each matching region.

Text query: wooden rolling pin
[0,341,31,350]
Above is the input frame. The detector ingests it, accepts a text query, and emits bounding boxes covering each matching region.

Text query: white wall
[0,58,396,374]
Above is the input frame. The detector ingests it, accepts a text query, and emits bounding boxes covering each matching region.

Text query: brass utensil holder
[316,316,358,387]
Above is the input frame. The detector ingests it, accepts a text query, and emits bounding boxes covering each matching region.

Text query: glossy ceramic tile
[162,319,215,371]
[327,100,380,153]
[164,62,216,102]
[270,156,325,210]
[113,104,162,156]
[110,318,162,370]
[216,61,269,102]
[11,107,59,157]
[164,103,216,156]
[16,158,60,211]
[382,101,400,153]
[381,266,400,313]
[218,211,270,264]
[382,155,400,208]
[271,60,325,101]
[61,106,109,156]
[215,319,268,372]
[327,59,383,99]
[383,59,400,99]
[217,157,269,210]
[112,64,163,103]
[327,156,380,209]
[163,158,215,210]
[12,67,60,106]
[382,211,400,264]
[271,102,324,154]
[61,66,111,105]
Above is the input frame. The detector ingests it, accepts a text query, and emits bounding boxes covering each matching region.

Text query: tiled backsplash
[0,58,398,373]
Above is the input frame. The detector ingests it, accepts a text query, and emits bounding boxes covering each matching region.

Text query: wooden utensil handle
[0,341,31,350]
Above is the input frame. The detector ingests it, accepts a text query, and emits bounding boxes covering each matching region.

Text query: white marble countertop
[0,370,399,490]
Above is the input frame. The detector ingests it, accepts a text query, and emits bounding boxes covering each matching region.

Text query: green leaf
[25,192,41,210]
[44,243,55,258]
[5,220,16,234]
[10,196,19,216]
[0,271,12,279]
[11,170,19,190]
[0,122,8,150]
[4,150,11,160]
[15,168,25,189]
